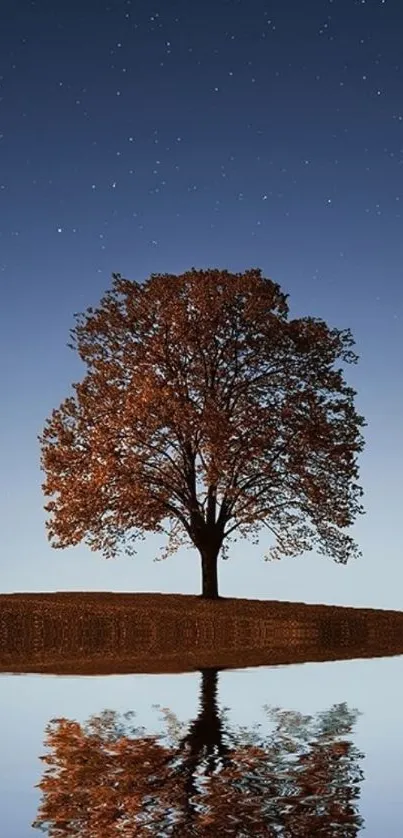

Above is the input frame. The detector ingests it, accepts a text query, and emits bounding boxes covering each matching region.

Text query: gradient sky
[1,0,402,606]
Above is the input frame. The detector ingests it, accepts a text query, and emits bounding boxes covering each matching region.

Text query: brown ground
[1,592,403,675]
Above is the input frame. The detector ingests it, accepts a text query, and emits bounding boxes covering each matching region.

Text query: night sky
[1,0,402,606]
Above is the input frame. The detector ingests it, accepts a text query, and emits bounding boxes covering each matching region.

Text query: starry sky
[1,0,402,607]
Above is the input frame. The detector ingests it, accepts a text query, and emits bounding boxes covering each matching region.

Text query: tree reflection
[33,668,364,836]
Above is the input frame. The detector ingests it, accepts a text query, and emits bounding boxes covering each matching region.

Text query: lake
[1,652,402,836]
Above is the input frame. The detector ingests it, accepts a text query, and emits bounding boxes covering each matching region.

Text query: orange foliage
[39,268,366,596]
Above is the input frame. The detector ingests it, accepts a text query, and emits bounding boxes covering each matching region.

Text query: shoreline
[1,592,403,675]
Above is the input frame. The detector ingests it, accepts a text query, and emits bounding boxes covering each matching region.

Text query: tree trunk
[200,544,220,599]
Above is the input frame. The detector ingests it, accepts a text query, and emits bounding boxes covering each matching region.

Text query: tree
[32,669,365,836]
[39,268,366,598]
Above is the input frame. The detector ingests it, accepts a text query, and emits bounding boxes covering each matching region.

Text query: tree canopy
[39,268,366,597]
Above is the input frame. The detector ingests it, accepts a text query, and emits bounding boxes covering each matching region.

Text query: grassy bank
[1,592,403,674]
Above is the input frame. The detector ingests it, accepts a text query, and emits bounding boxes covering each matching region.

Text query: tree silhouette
[39,268,365,597]
[33,668,365,836]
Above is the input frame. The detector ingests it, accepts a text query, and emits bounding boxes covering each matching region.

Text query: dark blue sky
[1,0,402,605]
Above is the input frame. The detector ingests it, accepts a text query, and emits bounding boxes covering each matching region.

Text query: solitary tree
[39,268,365,598]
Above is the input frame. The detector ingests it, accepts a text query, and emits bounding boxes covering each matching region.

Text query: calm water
[2,655,402,836]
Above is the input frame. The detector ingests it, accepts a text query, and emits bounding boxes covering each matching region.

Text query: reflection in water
[32,668,365,836]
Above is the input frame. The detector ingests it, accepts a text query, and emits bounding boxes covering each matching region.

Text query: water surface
[1,654,402,835]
